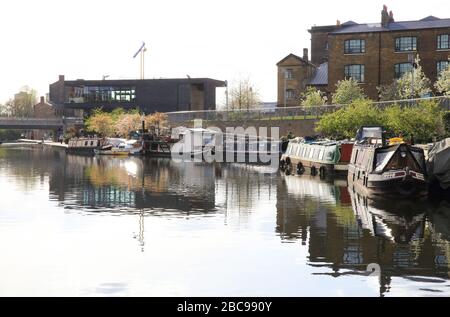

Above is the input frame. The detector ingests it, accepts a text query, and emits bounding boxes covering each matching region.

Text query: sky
[1,0,450,105]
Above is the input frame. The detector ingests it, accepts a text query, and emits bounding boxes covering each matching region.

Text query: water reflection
[2,146,450,296]
[277,174,450,295]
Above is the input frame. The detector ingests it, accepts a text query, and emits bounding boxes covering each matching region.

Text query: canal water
[1,146,450,296]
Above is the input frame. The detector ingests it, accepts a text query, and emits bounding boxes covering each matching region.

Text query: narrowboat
[279,138,353,177]
[347,126,427,197]
[427,137,450,197]
[66,137,107,155]
[94,139,143,156]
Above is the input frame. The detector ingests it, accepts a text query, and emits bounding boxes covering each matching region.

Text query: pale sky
[1,0,450,105]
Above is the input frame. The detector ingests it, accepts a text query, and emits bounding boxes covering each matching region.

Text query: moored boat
[66,137,107,155]
[94,139,143,156]
[426,137,450,197]
[279,137,353,177]
[347,126,427,197]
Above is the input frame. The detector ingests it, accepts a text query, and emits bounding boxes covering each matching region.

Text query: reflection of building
[49,75,226,115]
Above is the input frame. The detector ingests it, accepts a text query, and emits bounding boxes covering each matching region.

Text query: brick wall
[328,28,450,101]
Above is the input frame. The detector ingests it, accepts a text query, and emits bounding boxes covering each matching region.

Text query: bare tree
[229,78,260,110]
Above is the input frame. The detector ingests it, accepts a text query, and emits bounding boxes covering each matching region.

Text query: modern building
[49,75,226,115]
[277,5,450,104]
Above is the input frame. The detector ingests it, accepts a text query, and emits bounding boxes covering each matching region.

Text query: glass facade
[395,37,417,52]
[438,34,450,50]
[394,63,413,78]
[344,64,365,82]
[344,39,366,54]
[66,86,137,103]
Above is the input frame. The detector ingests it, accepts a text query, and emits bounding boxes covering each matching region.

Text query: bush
[383,100,445,143]
[316,99,382,139]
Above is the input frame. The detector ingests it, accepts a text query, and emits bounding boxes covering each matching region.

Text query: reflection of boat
[347,126,427,197]
[94,139,143,156]
[349,188,426,243]
[427,138,450,196]
[280,137,353,177]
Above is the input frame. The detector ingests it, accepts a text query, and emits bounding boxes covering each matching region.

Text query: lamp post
[225,80,229,111]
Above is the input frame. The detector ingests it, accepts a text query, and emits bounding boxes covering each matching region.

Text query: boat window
[85,141,88,146]
[354,150,359,164]
[90,141,94,146]
[374,151,396,172]
[318,149,325,160]
[324,148,334,161]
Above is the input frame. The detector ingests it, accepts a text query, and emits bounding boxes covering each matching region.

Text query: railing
[165,96,450,123]
[0,117,84,128]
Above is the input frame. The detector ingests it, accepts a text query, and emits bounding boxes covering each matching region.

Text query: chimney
[389,10,395,22]
[303,48,309,61]
[381,5,390,27]
[336,20,341,26]
[40,96,45,104]
[59,75,65,82]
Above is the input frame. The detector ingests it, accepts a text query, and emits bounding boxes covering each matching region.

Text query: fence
[166,96,450,123]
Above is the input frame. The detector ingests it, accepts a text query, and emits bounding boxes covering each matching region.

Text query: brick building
[277,5,450,104]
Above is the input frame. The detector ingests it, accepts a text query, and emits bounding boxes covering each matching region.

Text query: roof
[276,53,315,67]
[331,17,450,34]
[308,62,328,86]
[61,78,226,87]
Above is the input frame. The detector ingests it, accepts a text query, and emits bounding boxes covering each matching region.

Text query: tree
[85,109,115,136]
[316,99,382,139]
[332,78,366,105]
[300,87,327,107]
[378,80,402,101]
[11,86,38,117]
[396,55,431,99]
[115,113,142,137]
[145,112,168,129]
[383,100,445,143]
[435,60,450,96]
[229,78,260,110]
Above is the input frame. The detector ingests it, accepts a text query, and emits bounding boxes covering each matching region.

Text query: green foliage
[300,87,327,107]
[332,78,366,105]
[383,100,444,143]
[317,99,446,143]
[0,129,22,141]
[443,111,450,136]
[316,99,382,139]
[435,62,450,96]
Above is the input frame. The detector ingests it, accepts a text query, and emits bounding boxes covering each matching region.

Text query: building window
[437,61,450,74]
[285,69,294,79]
[394,63,413,79]
[344,64,365,82]
[286,89,295,99]
[395,36,417,52]
[438,34,450,50]
[344,39,366,54]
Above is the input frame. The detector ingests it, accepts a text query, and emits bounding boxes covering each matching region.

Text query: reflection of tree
[276,175,450,296]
